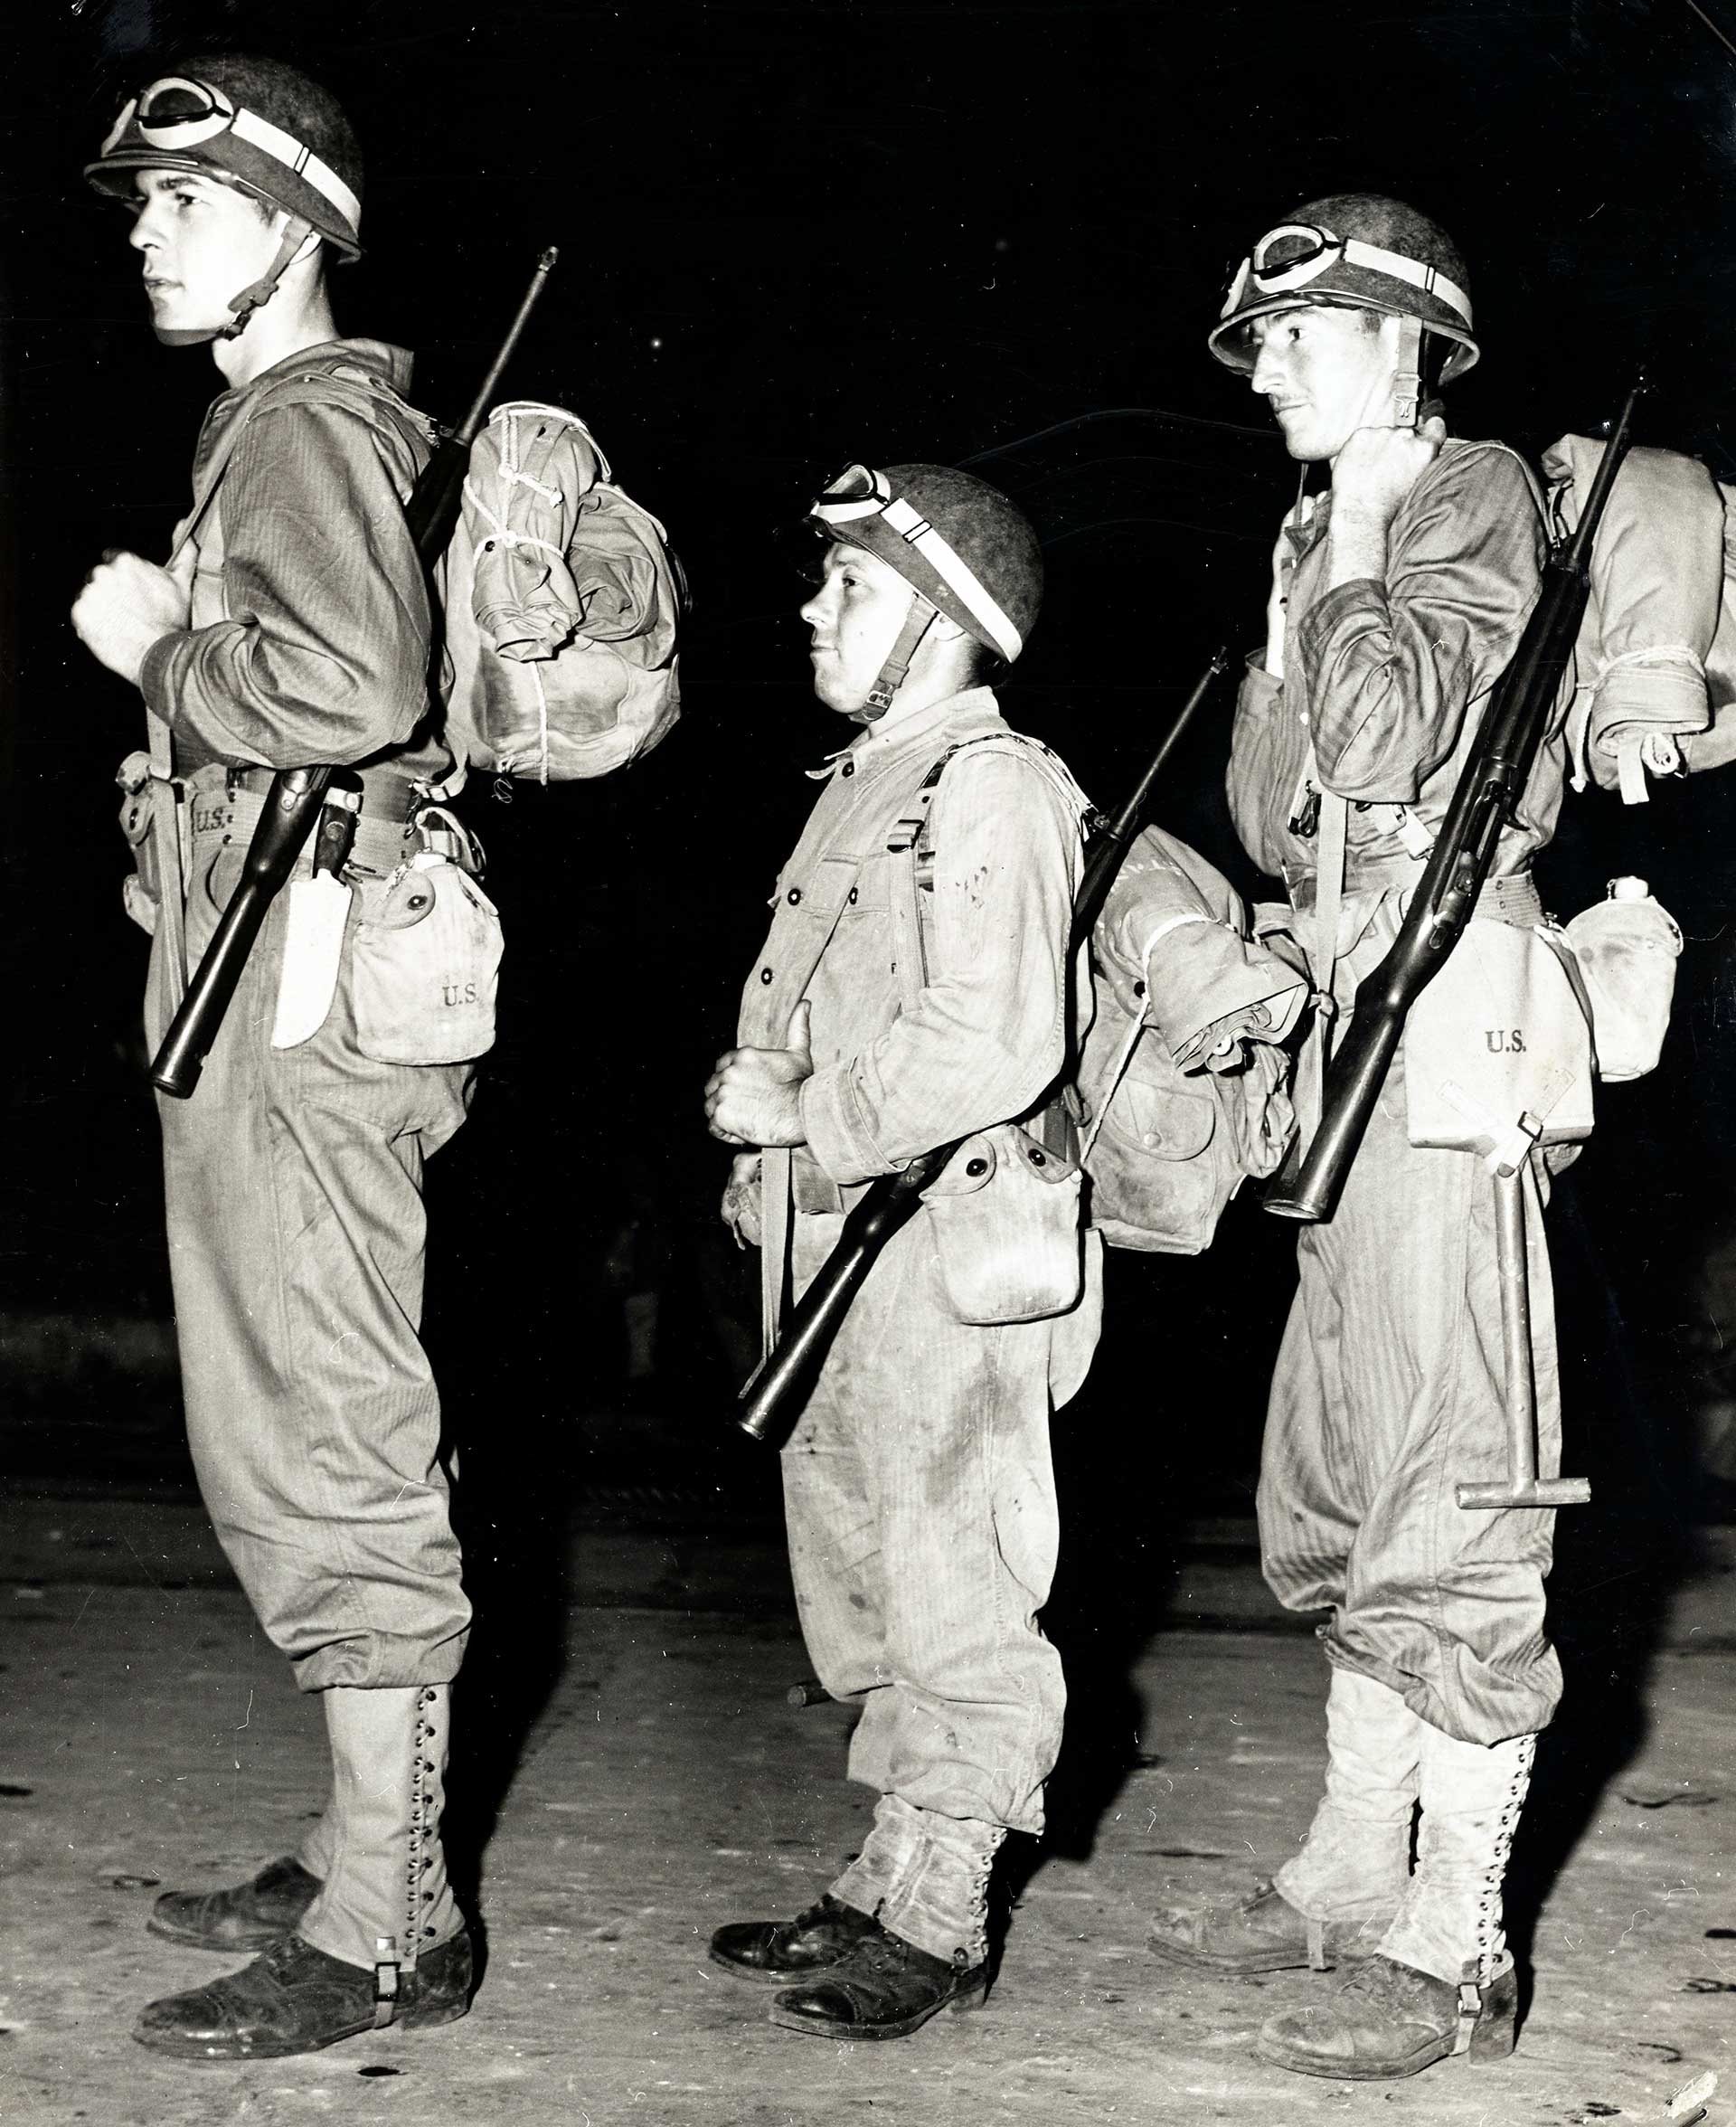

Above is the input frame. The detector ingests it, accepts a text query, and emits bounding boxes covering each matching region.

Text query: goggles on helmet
[810,463,1023,662]
[101,76,362,241]
[1221,222,1473,331]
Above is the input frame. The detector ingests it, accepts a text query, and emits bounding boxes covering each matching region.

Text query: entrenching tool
[1457,1149,1590,1512]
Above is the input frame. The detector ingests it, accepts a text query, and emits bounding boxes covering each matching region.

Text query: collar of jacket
[205,335,415,419]
[808,684,1005,780]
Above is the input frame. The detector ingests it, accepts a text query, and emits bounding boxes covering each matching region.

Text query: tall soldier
[1146,198,1565,2078]
[703,464,1100,2039]
[71,57,480,2057]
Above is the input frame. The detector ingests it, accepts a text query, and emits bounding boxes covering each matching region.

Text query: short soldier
[72,57,478,2056]
[1146,198,1569,2076]
[703,464,1100,2038]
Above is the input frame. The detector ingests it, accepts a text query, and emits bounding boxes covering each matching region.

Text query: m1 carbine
[733,646,1231,1447]
[1262,377,1643,1224]
[150,247,560,1100]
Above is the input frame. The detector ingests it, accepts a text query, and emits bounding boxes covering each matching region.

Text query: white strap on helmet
[815,477,1023,661]
[105,79,362,241]
[1225,222,1473,330]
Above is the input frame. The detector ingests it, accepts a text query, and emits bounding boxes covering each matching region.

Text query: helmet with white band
[807,462,1043,717]
[87,54,362,345]
[1210,193,1478,383]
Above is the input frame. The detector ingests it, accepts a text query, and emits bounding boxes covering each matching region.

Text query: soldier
[703,463,1100,2039]
[71,57,478,2056]
[1146,198,1565,2078]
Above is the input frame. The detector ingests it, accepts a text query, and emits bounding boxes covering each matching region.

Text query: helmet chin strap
[153,211,315,348]
[853,594,939,723]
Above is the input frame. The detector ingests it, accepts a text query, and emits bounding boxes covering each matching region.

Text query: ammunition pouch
[116,749,183,939]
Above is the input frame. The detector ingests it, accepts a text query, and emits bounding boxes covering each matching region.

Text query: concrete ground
[1,1493,1732,2127]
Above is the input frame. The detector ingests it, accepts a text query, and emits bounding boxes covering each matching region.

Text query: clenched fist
[1332,414,1446,534]
[71,549,190,687]
[704,1000,813,1149]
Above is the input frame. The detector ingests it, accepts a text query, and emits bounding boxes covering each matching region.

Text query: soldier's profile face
[1249,304,1396,464]
[798,541,918,716]
[127,167,279,338]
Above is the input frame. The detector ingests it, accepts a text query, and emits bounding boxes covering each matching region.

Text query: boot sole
[146,1915,301,1953]
[132,1995,470,2062]
[1147,1935,1380,1978]
[1254,2027,1451,2080]
[768,1971,988,2040]
[1147,1935,1315,1976]
[1254,2022,1518,2081]
[709,1948,854,1986]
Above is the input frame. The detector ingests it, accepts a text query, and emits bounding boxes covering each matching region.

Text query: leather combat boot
[1256,1725,1536,2080]
[1151,1668,1420,1977]
[710,1893,882,1981]
[135,1685,468,2059]
[1256,1952,1517,2078]
[134,1928,472,2061]
[769,1920,988,2040]
[148,1856,322,1952]
[1148,1876,1390,1975]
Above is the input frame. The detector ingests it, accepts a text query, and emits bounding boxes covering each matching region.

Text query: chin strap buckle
[861,598,939,720]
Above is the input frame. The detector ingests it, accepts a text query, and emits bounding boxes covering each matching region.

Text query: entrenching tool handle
[1456,1164,1590,1511]
[150,766,332,1098]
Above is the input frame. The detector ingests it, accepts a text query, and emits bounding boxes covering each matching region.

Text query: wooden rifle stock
[734,648,1231,1445]
[149,248,560,1100]
[1264,379,1643,1223]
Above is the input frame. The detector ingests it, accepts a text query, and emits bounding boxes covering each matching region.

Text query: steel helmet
[87,55,362,344]
[1210,194,1478,383]
[807,462,1043,716]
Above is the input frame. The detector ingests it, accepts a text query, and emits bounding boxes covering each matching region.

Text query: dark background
[4,0,1736,1566]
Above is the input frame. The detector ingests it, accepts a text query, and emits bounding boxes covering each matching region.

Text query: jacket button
[760,968,773,985]
[841,761,854,778]
[965,1158,989,1177]
[787,887,802,904]
[848,887,859,905]
[1028,1149,1046,1166]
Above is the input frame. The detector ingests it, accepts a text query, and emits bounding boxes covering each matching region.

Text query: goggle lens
[128,77,237,149]
[817,463,886,507]
[1249,223,1343,289]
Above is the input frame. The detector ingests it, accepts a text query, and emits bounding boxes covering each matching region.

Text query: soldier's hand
[71,549,190,686]
[721,1152,764,1249]
[704,1000,813,1148]
[1330,414,1447,534]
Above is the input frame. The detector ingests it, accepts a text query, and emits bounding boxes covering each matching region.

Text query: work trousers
[1258,1038,1564,1745]
[146,796,473,1692]
[781,1208,1099,1850]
